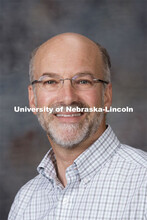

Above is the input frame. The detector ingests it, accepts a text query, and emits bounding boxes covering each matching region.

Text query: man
[8,33,147,219]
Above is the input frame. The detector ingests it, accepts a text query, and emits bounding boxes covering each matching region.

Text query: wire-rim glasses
[31,73,109,91]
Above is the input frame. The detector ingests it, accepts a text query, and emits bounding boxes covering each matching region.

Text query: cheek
[80,89,103,107]
[35,89,57,107]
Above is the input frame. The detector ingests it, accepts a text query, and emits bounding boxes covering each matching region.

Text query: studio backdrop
[1,0,147,219]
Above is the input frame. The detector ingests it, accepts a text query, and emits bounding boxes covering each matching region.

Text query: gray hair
[95,42,111,82]
[29,47,39,83]
[29,42,111,83]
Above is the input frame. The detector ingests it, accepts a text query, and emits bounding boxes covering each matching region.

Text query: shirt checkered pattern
[8,125,147,220]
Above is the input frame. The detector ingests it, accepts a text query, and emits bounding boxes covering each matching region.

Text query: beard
[36,100,104,149]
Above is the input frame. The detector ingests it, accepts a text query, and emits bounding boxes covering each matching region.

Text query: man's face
[29,35,111,148]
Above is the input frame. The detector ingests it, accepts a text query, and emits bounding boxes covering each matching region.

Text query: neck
[48,123,106,187]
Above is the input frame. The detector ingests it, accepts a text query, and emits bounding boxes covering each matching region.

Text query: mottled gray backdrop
[1,0,147,219]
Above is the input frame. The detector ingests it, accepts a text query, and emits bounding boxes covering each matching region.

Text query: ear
[28,85,37,115]
[104,83,112,111]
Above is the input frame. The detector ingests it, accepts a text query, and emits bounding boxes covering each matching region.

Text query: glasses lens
[73,75,94,90]
[41,77,61,91]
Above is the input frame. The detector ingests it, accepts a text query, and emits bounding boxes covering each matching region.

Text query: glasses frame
[31,74,109,91]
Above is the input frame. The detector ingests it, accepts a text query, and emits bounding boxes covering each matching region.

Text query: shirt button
[82,178,90,184]
[62,197,69,204]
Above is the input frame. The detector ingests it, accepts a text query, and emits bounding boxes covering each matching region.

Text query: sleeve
[7,180,35,220]
[8,189,22,220]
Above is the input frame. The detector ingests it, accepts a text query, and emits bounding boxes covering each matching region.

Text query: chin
[37,111,104,148]
[47,122,90,149]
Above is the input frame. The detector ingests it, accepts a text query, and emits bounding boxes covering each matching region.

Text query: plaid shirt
[8,125,147,220]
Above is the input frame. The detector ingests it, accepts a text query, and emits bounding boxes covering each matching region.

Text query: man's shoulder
[8,174,52,219]
[18,173,51,195]
[116,144,147,168]
[13,173,52,207]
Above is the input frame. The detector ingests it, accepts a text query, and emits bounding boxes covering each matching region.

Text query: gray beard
[35,87,105,149]
[36,108,104,149]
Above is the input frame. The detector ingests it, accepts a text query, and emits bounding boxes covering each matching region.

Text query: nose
[57,79,79,105]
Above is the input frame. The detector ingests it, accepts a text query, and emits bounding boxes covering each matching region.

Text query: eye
[43,80,59,85]
[76,79,92,85]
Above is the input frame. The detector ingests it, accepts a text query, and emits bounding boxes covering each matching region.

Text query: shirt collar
[37,148,57,181]
[37,125,120,182]
[74,125,121,180]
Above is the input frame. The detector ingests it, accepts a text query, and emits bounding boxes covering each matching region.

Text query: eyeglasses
[31,73,109,91]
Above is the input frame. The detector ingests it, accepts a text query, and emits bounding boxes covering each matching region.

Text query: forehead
[33,35,104,79]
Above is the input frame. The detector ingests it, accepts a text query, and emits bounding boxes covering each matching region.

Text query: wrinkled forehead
[33,34,104,79]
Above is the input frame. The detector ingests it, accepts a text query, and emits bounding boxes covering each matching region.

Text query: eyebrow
[39,71,96,80]
[41,73,61,78]
[74,72,94,77]
[38,73,60,81]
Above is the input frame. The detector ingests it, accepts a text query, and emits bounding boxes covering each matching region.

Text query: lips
[53,112,84,123]
[56,113,82,117]
[50,103,89,123]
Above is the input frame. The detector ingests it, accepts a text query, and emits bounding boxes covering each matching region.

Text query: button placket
[82,177,91,187]
[62,196,70,205]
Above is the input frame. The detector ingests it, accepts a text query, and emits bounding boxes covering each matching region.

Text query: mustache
[49,101,90,114]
